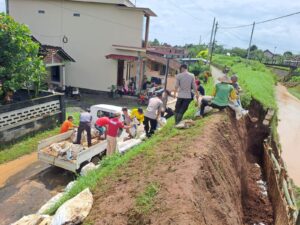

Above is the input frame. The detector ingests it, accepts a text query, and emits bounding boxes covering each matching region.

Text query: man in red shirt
[95,116,110,139]
[106,112,130,156]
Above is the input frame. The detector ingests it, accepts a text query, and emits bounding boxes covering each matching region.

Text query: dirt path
[0,152,38,188]
[276,84,300,186]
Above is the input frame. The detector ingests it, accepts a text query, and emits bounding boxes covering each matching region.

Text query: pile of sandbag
[42,141,84,161]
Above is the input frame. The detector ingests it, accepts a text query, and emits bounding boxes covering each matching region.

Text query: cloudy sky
[1,0,299,53]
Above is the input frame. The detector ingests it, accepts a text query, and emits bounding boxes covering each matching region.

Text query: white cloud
[137,0,300,53]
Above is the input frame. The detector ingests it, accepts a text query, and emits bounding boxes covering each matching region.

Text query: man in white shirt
[144,91,163,138]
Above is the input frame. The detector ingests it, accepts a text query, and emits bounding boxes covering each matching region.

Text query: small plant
[135,183,160,214]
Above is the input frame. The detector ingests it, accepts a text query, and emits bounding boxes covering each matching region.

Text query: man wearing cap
[174,64,199,124]
[75,108,93,147]
[199,76,237,117]
[144,91,163,138]
[106,113,131,155]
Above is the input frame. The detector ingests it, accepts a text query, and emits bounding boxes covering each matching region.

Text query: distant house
[9,0,156,92]
[144,46,187,90]
[264,50,275,59]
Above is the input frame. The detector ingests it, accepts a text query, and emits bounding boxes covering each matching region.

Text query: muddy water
[276,84,300,186]
[0,152,38,188]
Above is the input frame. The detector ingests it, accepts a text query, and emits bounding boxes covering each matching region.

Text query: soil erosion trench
[85,102,289,225]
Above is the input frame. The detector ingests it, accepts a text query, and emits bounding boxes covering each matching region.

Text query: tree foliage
[0,13,46,98]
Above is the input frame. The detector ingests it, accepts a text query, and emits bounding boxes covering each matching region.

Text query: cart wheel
[91,156,101,165]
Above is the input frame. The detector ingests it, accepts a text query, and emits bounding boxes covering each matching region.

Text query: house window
[73,13,80,17]
[160,65,166,75]
[38,10,45,14]
[51,66,60,82]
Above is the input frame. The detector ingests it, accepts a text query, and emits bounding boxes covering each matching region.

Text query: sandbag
[11,215,52,225]
[51,188,93,225]
[37,193,64,215]
[80,163,97,176]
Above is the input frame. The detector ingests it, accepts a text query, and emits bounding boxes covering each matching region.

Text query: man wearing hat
[144,91,163,138]
[199,76,237,117]
[75,108,93,147]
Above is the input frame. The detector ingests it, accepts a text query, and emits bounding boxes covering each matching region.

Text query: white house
[8,0,156,93]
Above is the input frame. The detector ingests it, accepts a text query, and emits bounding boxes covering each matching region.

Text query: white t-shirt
[145,97,163,120]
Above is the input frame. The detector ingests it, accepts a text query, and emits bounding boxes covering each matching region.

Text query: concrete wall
[9,0,144,92]
[0,93,65,145]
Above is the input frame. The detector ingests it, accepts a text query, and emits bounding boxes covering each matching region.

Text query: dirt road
[276,84,300,186]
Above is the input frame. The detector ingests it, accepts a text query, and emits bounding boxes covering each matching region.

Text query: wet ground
[276,84,300,186]
[0,159,74,225]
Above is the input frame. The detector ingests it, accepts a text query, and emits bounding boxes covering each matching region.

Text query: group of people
[173,64,248,123]
[60,63,247,157]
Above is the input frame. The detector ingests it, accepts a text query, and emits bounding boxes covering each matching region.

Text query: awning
[105,54,138,61]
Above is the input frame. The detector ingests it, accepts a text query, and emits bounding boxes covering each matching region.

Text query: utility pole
[207,17,216,63]
[210,21,218,64]
[5,0,9,14]
[199,35,202,45]
[247,22,255,60]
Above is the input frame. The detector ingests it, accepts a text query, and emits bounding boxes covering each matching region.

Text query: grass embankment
[0,128,59,164]
[45,79,215,215]
[288,86,300,100]
[213,55,277,109]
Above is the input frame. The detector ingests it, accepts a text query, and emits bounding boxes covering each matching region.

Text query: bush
[0,13,46,99]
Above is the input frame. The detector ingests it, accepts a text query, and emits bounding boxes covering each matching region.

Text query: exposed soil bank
[85,111,274,225]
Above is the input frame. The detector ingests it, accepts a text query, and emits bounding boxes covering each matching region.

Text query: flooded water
[276,84,300,186]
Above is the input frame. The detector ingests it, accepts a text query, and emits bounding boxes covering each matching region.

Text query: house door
[117,60,124,86]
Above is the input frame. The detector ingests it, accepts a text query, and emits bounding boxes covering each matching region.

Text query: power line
[220,11,300,29]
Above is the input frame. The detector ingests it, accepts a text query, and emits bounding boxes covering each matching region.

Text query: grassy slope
[45,79,215,215]
[288,85,300,100]
[213,55,277,109]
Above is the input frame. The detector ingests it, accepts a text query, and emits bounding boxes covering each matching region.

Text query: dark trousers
[200,99,227,116]
[161,107,174,119]
[76,122,92,146]
[143,116,157,138]
[174,98,192,124]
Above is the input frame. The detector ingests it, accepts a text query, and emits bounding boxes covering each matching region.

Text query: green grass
[213,55,277,109]
[288,85,300,100]
[135,183,160,214]
[45,79,215,215]
[66,112,80,126]
[294,186,300,208]
[0,127,59,164]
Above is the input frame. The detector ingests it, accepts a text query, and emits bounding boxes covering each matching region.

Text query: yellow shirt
[130,109,144,123]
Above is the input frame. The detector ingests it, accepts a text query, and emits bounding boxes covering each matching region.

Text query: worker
[130,107,144,125]
[174,64,199,124]
[106,112,131,155]
[144,91,163,138]
[199,75,237,117]
[60,116,77,133]
[122,107,134,140]
[95,116,110,140]
[75,108,92,147]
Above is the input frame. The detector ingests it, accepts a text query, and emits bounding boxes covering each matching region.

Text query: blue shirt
[80,112,92,123]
